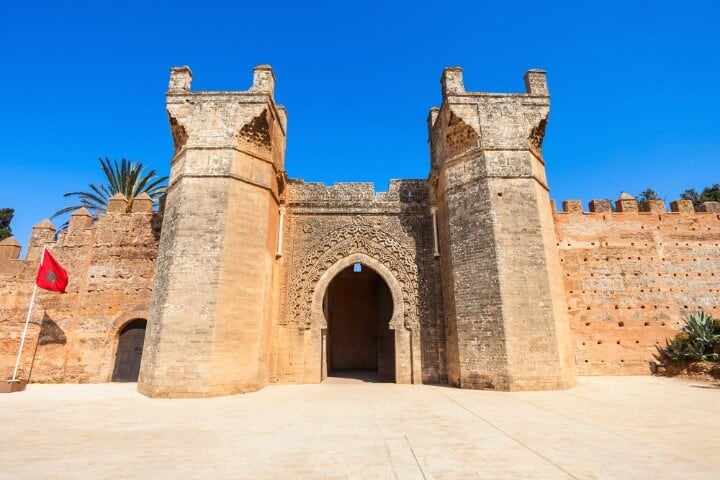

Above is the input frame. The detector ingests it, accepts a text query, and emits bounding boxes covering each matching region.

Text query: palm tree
[51,157,168,223]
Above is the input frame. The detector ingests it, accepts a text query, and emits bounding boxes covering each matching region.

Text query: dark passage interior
[112,319,147,382]
[324,263,395,382]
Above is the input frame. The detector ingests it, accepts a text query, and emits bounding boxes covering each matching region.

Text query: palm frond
[133,168,157,195]
[51,205,86,219]
[99,157,121,193]
[51,157,168,227]
[89,183,111,204]
[67,190,107,207]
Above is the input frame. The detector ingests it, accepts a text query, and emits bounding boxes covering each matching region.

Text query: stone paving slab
[0,376,718,479]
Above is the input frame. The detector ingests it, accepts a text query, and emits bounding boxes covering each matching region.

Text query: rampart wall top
[0,205,159,267]
[288,179,429,214]
[556,196,720,215]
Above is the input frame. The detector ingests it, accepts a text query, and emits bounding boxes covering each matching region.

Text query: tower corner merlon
[0,236,22,260]
[615,192,639,213]
[250,65,276,96]
[524,69,549,96]
[441,66,465,98]
[168,66,193,93]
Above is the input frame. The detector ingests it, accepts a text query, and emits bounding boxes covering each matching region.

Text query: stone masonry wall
[0,203,159,383]
[276,179,446,384]
[554,199,720,374]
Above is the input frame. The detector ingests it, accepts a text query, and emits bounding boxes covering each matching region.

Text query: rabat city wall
[0,196,158,382]
[554,197,720,374]
[3,193,718,384]
[2,64,719,392]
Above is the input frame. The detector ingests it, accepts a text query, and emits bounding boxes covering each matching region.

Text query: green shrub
[661,311,720,363]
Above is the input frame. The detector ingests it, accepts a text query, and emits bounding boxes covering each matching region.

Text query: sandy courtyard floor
[0,376,718,479]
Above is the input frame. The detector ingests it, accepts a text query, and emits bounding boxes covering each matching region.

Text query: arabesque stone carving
[289,217,420,330]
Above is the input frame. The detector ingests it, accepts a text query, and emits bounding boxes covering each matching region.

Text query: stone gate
[4,64,717,397]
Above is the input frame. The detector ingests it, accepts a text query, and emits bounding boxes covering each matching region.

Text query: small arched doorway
[323,263,395,382]
[112,319,147,382]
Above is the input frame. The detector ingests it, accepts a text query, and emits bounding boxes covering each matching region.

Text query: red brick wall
[555,206,720,374]
[0,210,159,382]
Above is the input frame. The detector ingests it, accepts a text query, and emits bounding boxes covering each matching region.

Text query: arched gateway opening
[323,263,395,382]
[112,319,147,382]
[311,252,419,384]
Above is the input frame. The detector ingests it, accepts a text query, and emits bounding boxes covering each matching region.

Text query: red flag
[35,249,68,293]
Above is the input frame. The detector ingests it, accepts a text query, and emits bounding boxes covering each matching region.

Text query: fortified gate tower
[137,65,575,397]
[138,66,287,397]
[428,68,575,390]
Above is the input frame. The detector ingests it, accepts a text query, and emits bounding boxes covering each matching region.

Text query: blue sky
[1,1,718,251]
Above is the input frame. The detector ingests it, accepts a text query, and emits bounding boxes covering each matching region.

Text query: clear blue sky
[1,1,718,251]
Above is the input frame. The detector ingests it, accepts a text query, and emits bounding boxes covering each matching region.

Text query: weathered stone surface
[670,199,694,213]
[699,201,720,213]
[554,203,720,374]
[616,193,639,213]
[0,237,21,260]
[646,199,666,213]
[429,67,574,391]
[131,193,154,213]
[106,194,129,214]
[0,211,159,382]
[589,199,612,213]
[2,65,718,397]
[562,200,583,213]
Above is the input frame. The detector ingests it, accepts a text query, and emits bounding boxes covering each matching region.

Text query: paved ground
[1,376,718,479]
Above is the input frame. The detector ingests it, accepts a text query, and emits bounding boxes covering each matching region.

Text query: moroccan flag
[35,249,68,293]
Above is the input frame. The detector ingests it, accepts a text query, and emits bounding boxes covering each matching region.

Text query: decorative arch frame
[311,253,404,330]
[310,253,420,383]
[289,219,421,330]
[288,220,423,384]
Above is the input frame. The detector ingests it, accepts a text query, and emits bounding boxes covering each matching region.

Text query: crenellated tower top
[164,65,287,197]
[428,67,552,191]
[428,66,575,390]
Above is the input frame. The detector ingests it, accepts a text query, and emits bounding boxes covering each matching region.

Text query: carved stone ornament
[289,218,420,330]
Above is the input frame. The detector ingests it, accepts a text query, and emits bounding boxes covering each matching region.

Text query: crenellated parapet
[288,179,429,213]
[553,194,720,376]
[555,195,720,215]
[428,67,551,191]
[165,65,287,197]
[0,206,160,269]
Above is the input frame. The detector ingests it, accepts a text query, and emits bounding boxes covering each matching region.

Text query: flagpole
[11,245,45,382]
